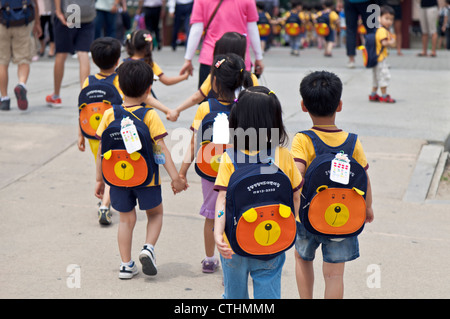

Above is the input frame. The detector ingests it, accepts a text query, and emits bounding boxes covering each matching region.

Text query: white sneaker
[139,245,157,276]
[119,261,138,279]
[347,61,355,69]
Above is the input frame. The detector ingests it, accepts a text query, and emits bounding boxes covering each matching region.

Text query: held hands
[166,109,179,122]
[171,174,188,194]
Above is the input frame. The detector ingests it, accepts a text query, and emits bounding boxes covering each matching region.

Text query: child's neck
[99,67,116,76]
[310,114,337,128]
[131,52,145,59]
[123,96,146,108]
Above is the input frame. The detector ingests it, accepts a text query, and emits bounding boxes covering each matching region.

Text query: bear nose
[265,223,272,231]
[121,163,127,169]
[334,206,341,213]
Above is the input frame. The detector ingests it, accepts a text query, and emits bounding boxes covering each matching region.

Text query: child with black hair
[169,32,258,121]
[95,59,187,279]
[78,37,122,225]
[125,29,189,86]
[315,0,339,57]
[213,86,302,299]
[178,53,253,274]
[291,71,374,299]
[369,5,396,103]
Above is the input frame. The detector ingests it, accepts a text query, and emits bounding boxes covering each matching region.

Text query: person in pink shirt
[179,0,264,88]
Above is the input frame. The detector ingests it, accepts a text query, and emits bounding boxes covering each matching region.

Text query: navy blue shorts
[53,17,94,54]
[110,185,162,213]
[325,29,335,43]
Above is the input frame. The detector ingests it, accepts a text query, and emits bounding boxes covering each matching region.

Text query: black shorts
[54,17,94,54]
[110,185,162,213]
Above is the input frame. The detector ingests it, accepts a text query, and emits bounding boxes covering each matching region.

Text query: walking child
[95,60,187,279]
[291,71,374,299]
[78,37,123,225]
[169,32,259,122]
[178,53,254,273]
[214,86,303,299]
[369,5,396,103]
[281,0,305,56]
[315,0,339,57]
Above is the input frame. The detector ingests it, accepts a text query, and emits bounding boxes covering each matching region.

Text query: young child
[281,0,305,56]
[315,0,339,57]
[438,1,449,50]
[168,32,259,121]
[125,29,189,87]
[213,86,302,299]
[78,37,122,225]
[178,53,253,273]
[95,59,187,279]
[369,5,396,103]
[291,71,374,299]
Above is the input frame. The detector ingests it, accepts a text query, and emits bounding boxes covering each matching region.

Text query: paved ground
[1,44,450,299]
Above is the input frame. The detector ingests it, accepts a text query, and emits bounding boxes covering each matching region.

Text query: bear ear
[103,150,112,160]
[242,208,258,223]
[279,204,291,218]
[316,185,328,193]
[130,152,141,161]
[352,187,365,196]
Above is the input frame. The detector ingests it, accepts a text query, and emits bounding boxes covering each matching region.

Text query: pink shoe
[45,94,62,108]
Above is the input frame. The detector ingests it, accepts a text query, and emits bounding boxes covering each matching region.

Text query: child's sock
[382,94,388,98]
[18,82,26,89]
[1,96,10,101]
[144,243,154,252]
[204,255,217,262]
[370,92,377,97]
[121,260,134,267]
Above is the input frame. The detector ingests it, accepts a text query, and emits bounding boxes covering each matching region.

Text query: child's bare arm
[365,173,374,223]
[178,132,195,181]
[145,94,171,115]
[158,71,189,86]
[157,138,187,193]
[95,141,105,199]
[175,90,204,116]
[214,190,232,259]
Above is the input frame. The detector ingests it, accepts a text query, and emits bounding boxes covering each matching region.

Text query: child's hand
[166,109,179,122]
[215,233,233,259]
[78,134,85,152]
[171,175,188,194]
[181,70,189,81]
[95,180,105,199]
[365,206,374,223]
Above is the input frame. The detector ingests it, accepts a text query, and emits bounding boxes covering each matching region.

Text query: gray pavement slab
[1,45,450,299]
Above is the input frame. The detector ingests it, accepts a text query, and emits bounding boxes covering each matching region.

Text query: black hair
[116,59,153,98]
[229,86,288,151]
[125,29,154,67]
[322,0,334,8]
[213,32,247,60]
[256,1,265,10]
[90,37,122,70]
[291,0,303,8]
[299,71,342,117]
[210,53,253,103]
[380,5,395,17]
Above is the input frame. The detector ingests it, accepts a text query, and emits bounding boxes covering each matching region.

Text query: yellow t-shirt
[96,105,168,186]
[290,127,369,171]
[198,73,259,98]
[375,27,391,62]
[214,146,303,193]
[152,61,163,77]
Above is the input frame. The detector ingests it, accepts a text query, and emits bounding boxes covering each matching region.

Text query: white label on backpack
[330,151,350,185]
[120,117,142,154]
[212,113,229,144]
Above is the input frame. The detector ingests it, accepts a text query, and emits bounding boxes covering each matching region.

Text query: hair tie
[215,58,226,68]
[240,69,243,73]
[268,90,275,95]
[143,33,153,42]
[126,33,131,40]
[234,98,238,103]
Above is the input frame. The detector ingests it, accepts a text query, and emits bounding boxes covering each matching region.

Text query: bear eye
[331,194,335,199]
[342,194,346,199]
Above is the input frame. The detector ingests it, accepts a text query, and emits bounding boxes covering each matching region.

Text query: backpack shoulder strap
[299,130,358,157]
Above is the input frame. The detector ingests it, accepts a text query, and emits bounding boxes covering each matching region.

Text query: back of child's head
[380,5,395,17]
[210,53,253,103]
[447,0,450,6]
[117,59,153,98]
[125,29,154,66]
[229,86,288,151]
[299,71,342,117]
[90,37,122,70]
[213,32,247,60]
[322,0,334,9]
[291,0,303,9]
[256,1,265,11]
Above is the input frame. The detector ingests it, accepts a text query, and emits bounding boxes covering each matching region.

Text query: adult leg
[53,53,68,96]
[0,64,8,98]
[394,20,402,55]
[323,262,345,299]
[344,0,358,64]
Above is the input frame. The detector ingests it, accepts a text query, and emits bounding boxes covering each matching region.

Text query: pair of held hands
[171,174,188,195]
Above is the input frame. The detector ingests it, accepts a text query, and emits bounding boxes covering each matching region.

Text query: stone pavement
[1,45,450,299]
